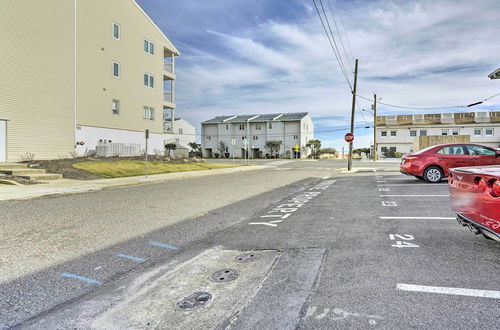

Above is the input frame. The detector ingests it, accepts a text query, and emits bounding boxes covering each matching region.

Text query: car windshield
[412,145,437,155]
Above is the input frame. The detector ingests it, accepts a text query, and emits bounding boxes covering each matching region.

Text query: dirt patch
[25,156,204,180]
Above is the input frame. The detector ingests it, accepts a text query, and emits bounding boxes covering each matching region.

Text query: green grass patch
[73,160,247,178]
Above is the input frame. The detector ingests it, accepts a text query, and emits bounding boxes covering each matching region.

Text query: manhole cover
[211,269,239,282]
[177,291,212,310]
[235,253,258,263]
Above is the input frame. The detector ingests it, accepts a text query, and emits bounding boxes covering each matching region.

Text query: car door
[465,145,498,166]
[435,145,470,173]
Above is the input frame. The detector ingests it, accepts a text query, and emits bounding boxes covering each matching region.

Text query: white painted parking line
[377,183,448,186]
[380,216,455,220]
[380,195,449,197]
[397,284,500,299]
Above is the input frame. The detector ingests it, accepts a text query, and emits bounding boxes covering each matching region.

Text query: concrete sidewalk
[0,165,268,201]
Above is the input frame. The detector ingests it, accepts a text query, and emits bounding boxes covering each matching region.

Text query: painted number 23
[389,234,419,248]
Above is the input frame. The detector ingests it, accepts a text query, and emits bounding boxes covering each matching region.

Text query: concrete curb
[0,165,269,202]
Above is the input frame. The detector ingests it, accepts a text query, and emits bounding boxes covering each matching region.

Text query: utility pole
[373,93,377,162]
[347,59,358,171]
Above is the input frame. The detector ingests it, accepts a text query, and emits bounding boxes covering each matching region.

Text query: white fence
[96,142,141,157]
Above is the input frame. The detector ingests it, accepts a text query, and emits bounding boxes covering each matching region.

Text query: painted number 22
[389,234,419,248]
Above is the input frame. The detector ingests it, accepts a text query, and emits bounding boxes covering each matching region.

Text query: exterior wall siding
[0,0,75,161]
[201,114,314,158]
[76,0,173,136]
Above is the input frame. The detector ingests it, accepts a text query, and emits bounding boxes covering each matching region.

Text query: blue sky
[137,0,500,150]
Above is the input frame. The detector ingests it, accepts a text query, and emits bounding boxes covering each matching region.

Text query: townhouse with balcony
[0,0,179,162]
[375,111,500,157]
[201,112,314,159]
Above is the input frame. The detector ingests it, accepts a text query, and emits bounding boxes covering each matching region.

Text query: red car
[400,143,500,183]
[449,166,500,242]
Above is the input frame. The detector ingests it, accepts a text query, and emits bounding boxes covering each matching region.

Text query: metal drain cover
[235,253,258,263]
[177,291,212,310]
[211,269,239,282]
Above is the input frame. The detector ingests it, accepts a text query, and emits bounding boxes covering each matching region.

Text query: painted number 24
[389,234,419,248]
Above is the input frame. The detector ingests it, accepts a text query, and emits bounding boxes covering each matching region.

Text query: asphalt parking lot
[3,170,500,329]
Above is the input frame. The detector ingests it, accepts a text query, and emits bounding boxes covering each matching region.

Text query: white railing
[164,61,174,74]
[96,142,140,157]
[164,91,174,103]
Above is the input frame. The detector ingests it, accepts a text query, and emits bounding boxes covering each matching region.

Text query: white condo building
[375,111,500,156]
[201,112,314,158]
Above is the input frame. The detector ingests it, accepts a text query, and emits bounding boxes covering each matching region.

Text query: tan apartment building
[375,111,500,157]
[0,0,179,162]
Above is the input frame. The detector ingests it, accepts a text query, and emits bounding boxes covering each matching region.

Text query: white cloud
[154,0,500,150]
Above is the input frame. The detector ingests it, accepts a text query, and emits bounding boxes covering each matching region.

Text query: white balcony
[474,112,491,123]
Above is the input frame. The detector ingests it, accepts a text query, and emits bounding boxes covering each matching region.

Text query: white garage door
[0,120,6,162]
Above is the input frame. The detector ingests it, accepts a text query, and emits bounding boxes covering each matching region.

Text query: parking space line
[377,184,448,186]
[380,216,455,220]
[380,195,449,197]
[149,241,179,250]
[397,284,500,299]
[61,273,102,285]
[116,253,145,262]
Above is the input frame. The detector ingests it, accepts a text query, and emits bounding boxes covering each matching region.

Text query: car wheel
[415,176,425,181]
[424,166,443,183]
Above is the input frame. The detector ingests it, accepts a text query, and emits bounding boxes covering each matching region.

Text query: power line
[318,0,352,86]
[326,0,354,72]
[355,90,500,110]
[333,0,355,65]
[311,0,352,90]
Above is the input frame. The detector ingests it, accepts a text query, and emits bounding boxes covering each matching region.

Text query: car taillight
[491,179,500,197]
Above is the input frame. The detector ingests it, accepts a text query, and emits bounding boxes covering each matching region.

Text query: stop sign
[344,132,354,143]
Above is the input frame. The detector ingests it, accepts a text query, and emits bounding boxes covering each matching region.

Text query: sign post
[145,129,149,178]
[344,133,354,166]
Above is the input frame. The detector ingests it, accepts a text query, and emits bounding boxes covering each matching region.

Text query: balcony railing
[164,61,174,74]
[163,91,174,103]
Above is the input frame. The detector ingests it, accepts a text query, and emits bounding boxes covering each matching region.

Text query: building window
[452,129,459,136]
[255,124,261,130]
[486,128,494,136]
[252,136,258,140]
[112,61,120,78]
[112,99,120,115]
[441,129,448,136]
[410,130,417,137]
[390,131,397,137]
[226,124,229,130]
[474,128,482,136]
[390,147,396,152]
[239,124,245,130]
[242,136,245,140]
[269,123,272,129]
[143,106,154,120]
[144,39,155,55]
[112,23,120,40]
[381,131,387,137]
[207,136,211,141]
[178,128,183,134]
[381,147,387,153]
[420,130,427,136]
[175,138,180,143]
[143,73,154,88]
[293,135,298,139]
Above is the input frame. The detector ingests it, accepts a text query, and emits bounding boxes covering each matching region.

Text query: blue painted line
[116,253,145,262]
[61,272,102,285]
[149,241,178,250]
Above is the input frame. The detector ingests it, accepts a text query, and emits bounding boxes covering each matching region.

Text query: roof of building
[201,112,309,124]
